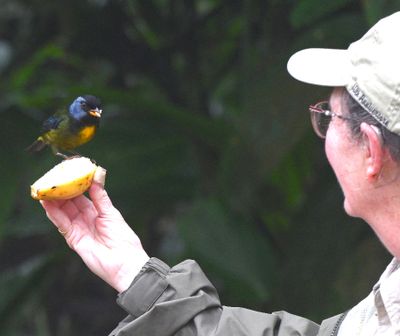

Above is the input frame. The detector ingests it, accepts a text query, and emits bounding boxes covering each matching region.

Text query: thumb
[89,167,115,216]
[89,183,115,217]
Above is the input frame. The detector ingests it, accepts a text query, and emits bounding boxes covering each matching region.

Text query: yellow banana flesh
[31,157,97,200]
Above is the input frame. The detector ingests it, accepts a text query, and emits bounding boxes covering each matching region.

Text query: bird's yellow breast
[43,125,97,151]
[78,125,96,142]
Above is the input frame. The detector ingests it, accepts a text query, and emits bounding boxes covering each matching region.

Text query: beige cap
[287,12,400,135]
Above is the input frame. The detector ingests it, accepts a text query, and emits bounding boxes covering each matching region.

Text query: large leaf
[177,198,276,305]
[362,0,400,24]
[0,253,60,331]
[290,0,353,28]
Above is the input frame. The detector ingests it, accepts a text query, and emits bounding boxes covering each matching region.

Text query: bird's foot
[56,152,70,160]
[56,152,82,160]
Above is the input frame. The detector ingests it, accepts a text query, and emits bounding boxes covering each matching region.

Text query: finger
[72,194,98,225]
[88,183,115,217]
[72,194,97,213]
[42,199,67,208]
[60,200,80,220]
[40,200,72,232]
[93,166,106,187]
[42,199,79,221]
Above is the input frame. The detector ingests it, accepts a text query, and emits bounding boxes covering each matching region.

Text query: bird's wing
[41,113,66,133]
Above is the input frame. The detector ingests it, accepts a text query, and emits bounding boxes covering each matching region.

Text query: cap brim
[287,48,351,87]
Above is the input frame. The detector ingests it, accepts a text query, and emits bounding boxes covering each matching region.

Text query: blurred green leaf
[0,253,59,331]
[177,198,275,304]
[362,0,400,24]
[11,45,65,90]
[290,0,353,28]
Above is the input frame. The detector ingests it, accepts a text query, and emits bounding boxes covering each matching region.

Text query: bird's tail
[26,138,47,153]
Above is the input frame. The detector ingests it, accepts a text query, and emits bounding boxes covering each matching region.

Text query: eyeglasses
[309,101,354,139]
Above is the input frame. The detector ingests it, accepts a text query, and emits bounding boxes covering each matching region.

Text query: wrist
[113,253,150,293]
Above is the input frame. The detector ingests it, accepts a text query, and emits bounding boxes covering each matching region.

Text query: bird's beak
[89,108,102,118]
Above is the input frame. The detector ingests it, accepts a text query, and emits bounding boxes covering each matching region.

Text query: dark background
[0,1,396,334]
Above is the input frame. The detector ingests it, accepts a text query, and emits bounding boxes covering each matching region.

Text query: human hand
[40,178,150,293]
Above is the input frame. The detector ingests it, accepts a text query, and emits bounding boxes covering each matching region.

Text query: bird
[26,95,102,158]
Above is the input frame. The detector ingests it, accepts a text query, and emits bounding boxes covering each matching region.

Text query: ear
[360,123,384,182]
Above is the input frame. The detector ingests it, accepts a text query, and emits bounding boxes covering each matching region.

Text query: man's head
[287,12,400,257]
[288,12,400,136]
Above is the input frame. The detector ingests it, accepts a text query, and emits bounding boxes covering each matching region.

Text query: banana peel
[30,157,106,200]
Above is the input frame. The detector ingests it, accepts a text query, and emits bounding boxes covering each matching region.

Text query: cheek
[324,125,353,183]
[324,128,341,171]
[324,125,363,189]
[325,143,343,184]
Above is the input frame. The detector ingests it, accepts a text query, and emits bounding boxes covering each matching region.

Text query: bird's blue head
[69,95,102,120]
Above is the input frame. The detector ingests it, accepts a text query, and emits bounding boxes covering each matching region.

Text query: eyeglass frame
[308,101,356,139]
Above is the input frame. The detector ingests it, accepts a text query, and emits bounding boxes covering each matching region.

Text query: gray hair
[341,88,400,162]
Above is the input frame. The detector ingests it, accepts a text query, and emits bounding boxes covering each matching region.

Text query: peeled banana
[31,157,100,200]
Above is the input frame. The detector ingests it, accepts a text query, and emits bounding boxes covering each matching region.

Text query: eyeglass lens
[310,102,331,138]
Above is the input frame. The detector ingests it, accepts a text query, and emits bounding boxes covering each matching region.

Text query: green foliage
[362,0,400,23]
[177,197,275,304]
[290,0,353,28]
[0,0,395,334]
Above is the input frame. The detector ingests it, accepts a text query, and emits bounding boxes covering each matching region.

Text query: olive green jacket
[109,258,346,336]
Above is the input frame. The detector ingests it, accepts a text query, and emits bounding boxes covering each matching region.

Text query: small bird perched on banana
[27,95,102,158]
